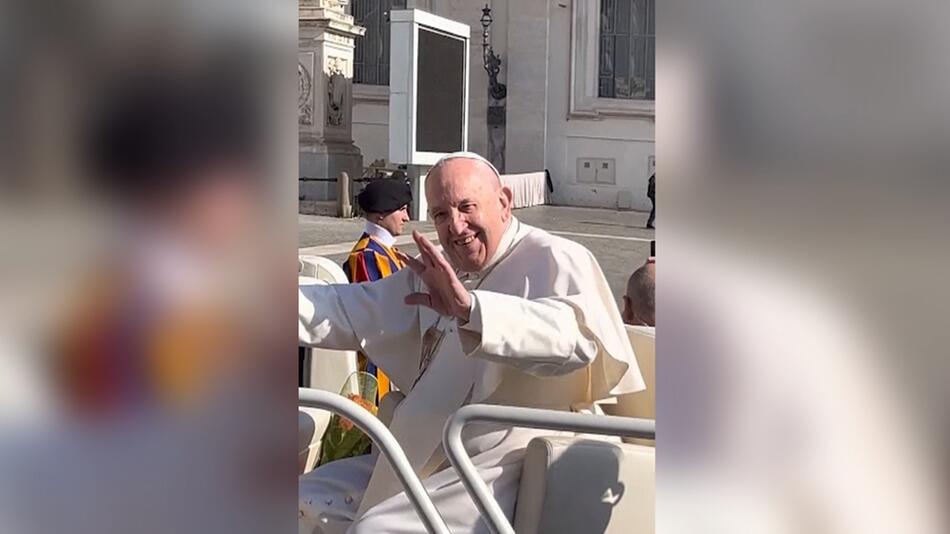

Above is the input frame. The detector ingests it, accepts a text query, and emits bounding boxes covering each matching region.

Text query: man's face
[375,205,410,236]
[170,161,259,254]
[426,159,512,272]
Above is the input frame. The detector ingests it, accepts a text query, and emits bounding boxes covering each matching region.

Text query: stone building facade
[333,0,655,211]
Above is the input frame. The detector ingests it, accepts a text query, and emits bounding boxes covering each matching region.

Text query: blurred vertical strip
[0,1,298,533]
[658,0,949,532]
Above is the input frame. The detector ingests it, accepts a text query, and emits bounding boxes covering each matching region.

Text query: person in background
[345,178,411,283]
[646,172,656,229]
[342,178,412,400]
[623,257,656,327]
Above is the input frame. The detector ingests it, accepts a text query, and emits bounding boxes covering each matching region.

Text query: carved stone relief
[298,60,313,125]
[301,0,348,10]
[326,68,346,127]
[326,56,347,76]
[325,57,348,127]
[324,33,352,46]
[322,0,348,11]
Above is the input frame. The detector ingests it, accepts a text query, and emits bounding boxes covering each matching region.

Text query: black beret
[357,178,412,213]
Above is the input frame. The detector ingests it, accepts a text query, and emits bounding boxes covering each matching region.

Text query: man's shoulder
[516,224,595,263]
[520,224,590,252]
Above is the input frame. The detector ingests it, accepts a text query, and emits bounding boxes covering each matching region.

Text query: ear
[621,296,632,322]
[499,186,513,217]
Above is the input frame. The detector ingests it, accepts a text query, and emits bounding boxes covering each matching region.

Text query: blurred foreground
[659,0,949,532]
[0,1,297,533]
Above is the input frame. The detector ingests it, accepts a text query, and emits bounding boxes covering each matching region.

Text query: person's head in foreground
[623,258,656,326]
[86,67,266,255]
[424,152,513,272]
[357,178,412,237]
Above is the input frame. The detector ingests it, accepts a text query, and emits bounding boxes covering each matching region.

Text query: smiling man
[425,157,509,274]
[298,152,644,534]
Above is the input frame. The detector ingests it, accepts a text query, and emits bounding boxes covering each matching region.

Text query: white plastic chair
[298,255,360,474]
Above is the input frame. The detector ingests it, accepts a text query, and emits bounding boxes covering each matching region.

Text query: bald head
[426,152,502,191]
[424,153,512,272]
[623,261,655,326]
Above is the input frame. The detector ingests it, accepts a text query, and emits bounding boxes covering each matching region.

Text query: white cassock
[298,218,644,534]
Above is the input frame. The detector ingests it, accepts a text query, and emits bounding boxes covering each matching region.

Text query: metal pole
[443,404,656,534]
[298,388,451,534]
[407,164,429,221]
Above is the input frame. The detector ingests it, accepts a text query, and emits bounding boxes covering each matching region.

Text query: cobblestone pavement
[299,205,655,309]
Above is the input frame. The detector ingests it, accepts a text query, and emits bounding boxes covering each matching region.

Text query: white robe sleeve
[459,290,599,377]
[298,269,423,390]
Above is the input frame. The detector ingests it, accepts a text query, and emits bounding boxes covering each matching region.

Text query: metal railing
[298,388,450,534]
[443,404,656,534]
[300,389,656,534]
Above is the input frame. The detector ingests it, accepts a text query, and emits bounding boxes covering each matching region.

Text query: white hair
[427,151,501,181]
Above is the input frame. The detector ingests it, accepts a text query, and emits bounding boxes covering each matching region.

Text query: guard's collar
[363,221,396,247]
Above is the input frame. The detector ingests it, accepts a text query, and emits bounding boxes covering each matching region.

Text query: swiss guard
[343,177,413,399]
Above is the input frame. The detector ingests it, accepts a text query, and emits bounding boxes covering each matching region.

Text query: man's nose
[448,212,466,235]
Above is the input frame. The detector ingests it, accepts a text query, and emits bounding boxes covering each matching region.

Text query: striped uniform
[342,233,406,399]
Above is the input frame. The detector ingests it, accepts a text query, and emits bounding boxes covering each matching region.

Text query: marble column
[299,0,366,202]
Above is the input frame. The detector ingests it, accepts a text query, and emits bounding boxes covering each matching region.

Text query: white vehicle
[298,255,656,534]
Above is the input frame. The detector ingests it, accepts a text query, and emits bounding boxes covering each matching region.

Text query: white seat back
[514,437,655,534]
[298,280,359,395]
[299,255,349,283]
[298,256,359,474]
[298,255,358,394]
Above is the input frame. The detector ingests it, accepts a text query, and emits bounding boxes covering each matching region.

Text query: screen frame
[389,9,470,165]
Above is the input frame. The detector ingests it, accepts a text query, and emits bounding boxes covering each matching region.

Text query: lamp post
[480,4,507,101]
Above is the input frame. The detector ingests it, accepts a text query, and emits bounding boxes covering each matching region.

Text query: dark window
[598,0,655,100]
[352,0,407,85]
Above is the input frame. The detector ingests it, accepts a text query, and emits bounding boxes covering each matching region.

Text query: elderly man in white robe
[298,152,644,534]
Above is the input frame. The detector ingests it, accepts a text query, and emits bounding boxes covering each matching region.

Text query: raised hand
[400,231,471,323]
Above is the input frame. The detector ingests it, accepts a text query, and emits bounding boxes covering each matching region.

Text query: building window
[353,0,407,85]
[598,0,655,100]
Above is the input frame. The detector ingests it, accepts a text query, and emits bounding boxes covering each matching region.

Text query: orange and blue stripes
[343,233,405,400]
[343,234,406,284]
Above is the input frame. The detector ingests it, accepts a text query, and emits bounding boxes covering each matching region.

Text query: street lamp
[480,4,507,101]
